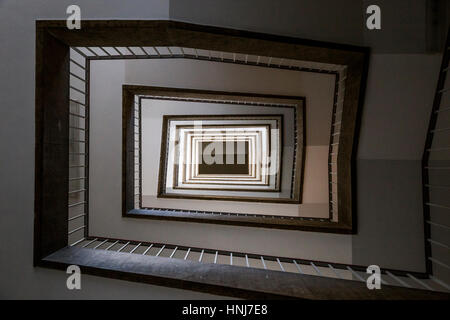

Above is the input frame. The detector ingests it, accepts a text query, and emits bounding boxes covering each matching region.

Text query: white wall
[170,0,365,46]
[357,54,441,161]
[352,54,442,271]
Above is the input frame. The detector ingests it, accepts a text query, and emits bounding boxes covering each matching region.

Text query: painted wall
[353,54,442,271]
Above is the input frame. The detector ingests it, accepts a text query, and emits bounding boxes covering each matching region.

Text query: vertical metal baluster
[260,256,267,270]
[407,274,434,290]
[310,262,322,276]
[105,240,119,251]
[346,266,365,282]
[155,245,166,257]
[386,271,411,288]
[129,243,141,254]
[293,260,303,274]
[117,241,130,252]
[142,244,153,255]
[82,238,98,248]
[277,258,285,272]
[169,247,178,258]
[430,275,450,291]
[328,264,341,279]
[70,238,86,247]
[93,239,108,249]
[184,248,191,260]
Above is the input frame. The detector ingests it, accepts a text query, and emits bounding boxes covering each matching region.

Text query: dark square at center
[198,141,250,175]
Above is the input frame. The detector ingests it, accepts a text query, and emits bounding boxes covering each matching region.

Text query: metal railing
[422,31,450,286]
[66,45,345,246]
[68,48,89,244]
[70,236,449,292]
[328,69,345,221]
[134,96,142,209]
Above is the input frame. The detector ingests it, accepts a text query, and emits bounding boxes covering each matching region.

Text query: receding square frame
[180,129,265,185]
[178,126,266,183]
[191,137,256,180]
[159,115,283,198]
[35,21,369,271]
[128,90,302,205]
